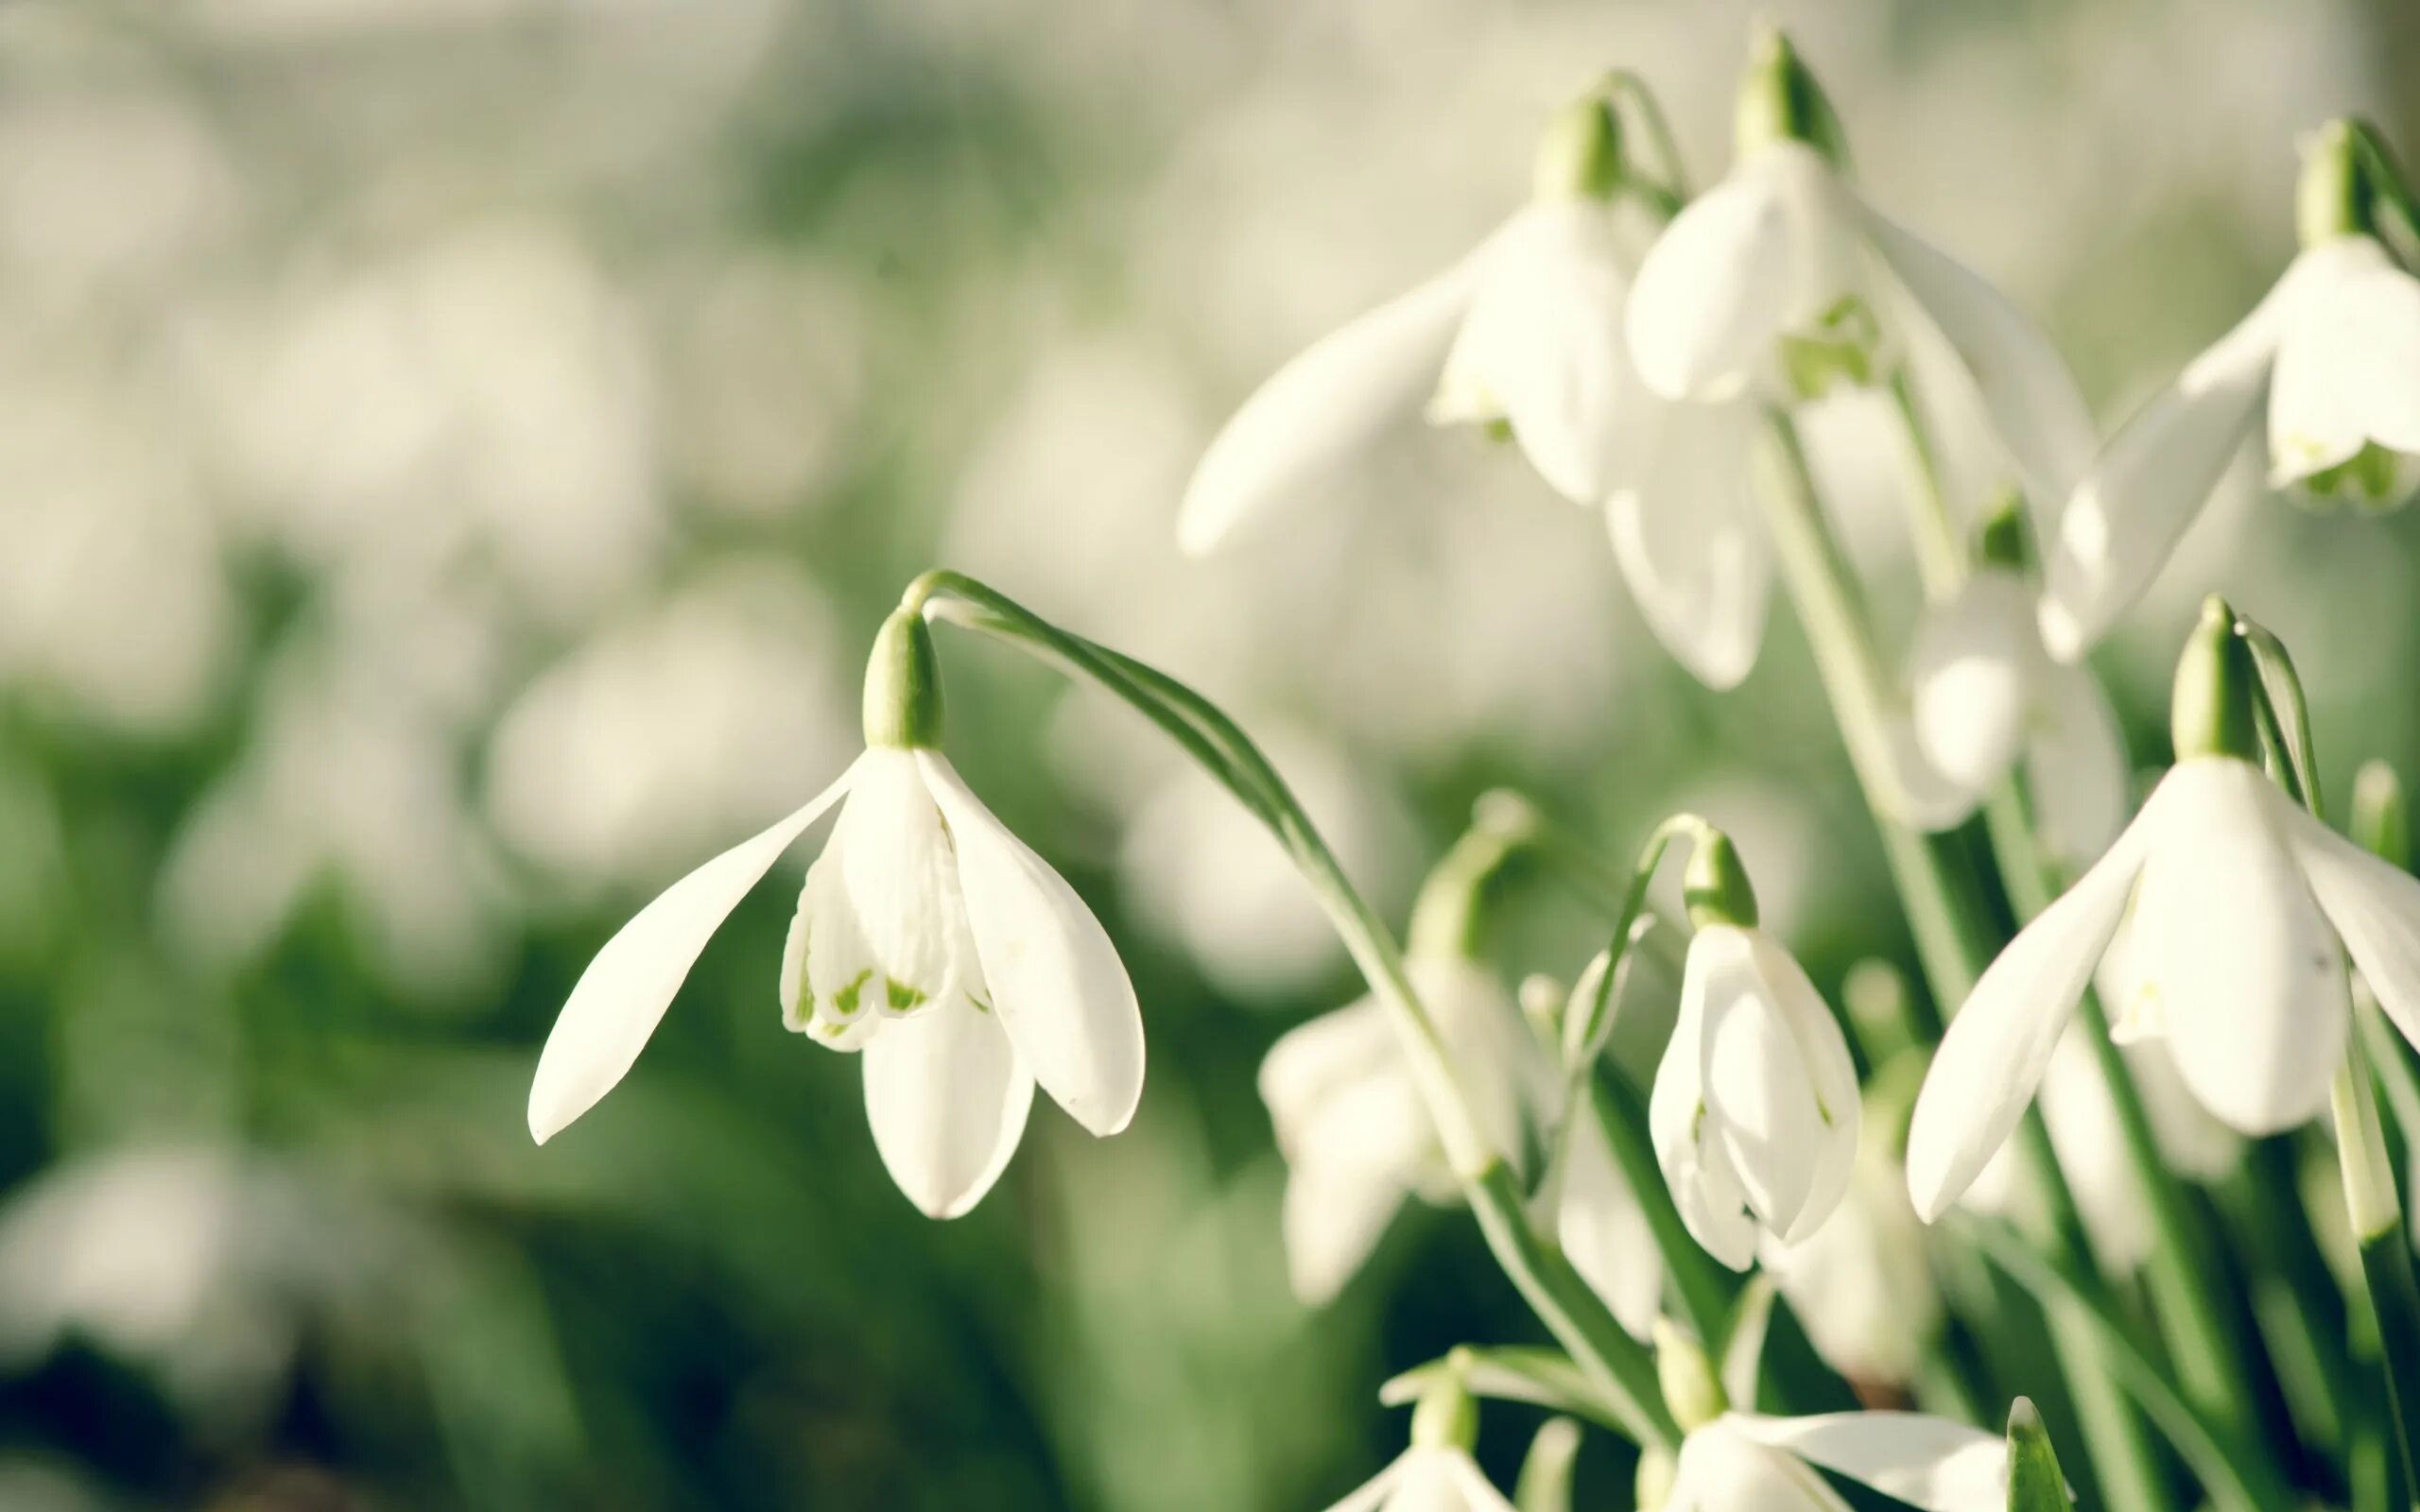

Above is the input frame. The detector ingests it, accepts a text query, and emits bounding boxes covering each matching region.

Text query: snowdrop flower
[1180,90,1772,689]
[1323,1378,1515,1512]
[1907,531,2128,868]
[527,608,1145,1220]
[1259,954,1543,1304]
[1651,833,1860,1268]
[1625,26,2095,521]
[1666,1411,2008,1512]
[2042,119,2420,658]
[1908,598,2420,1219]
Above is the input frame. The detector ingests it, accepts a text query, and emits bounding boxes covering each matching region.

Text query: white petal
[1906,783,2159,1219]
[861,994,1035,1218]
[1433,200,1634,504]
[784,750,974,1045]
[1651,950,1761,1270]
[1668,1420,1845,1512]
[919,752,1146,1135]
[1627,169,1795,402]
[527,761,858,1143]
[1556,1082,1665,1338]
[2268,243,2384,486]
[1420,957,1547,1176]
[1258,996,1397,1156]
[2125,759,2344,1134]
[1606,396,1772,688]
[2277,789,2420,1054]
[1877,715,1989,832]
[1908,569,2039,793]
[2021,662,2132,871]
[1318,1452,1410,1512]
[1281,1110,1420,1305]
[1729,1411,2007,1512]
[1720,928,1859,1245]
[1859,199,2097,507]
[2273,236,2420,468]
[2037,267,2292,659]
[1179,252,1483,556]
[1437,1451,1521,1512]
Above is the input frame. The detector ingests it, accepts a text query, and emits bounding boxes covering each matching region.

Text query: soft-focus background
[6,1,2420,1507]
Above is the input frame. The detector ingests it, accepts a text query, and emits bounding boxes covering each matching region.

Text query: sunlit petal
[1627,171,1795,402]
[527,760,858,1143]
[1729,1411,2007,1511]
[1907,784,2159,1219]
[2127,759,2344,1134]
[1606,396,1772,688]
[920,752,1146,1135]
[1180,253,1485,555]
[861,992,1035,1218]
[2278,788,2420,1054]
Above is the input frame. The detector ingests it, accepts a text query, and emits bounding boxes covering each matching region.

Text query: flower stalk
[902,569,1680,1450]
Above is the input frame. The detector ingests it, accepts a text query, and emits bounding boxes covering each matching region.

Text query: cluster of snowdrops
[524,26,2420,1512]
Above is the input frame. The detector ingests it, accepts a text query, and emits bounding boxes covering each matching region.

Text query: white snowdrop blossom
[1180,100,1774,690]
[1908,750,2420,1220]
[527,614,1145,1221]
[1623,46,2093,520]
[1907,564,2129,868]
[2041,126,2420,659]
[1668,1411,2009,1512]
[1319,1446,1516,1512]
[1651,920,1860,1269]
[1259,958,1544,1304]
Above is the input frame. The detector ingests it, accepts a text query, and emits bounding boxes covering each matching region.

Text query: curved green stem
[1597,67,1690,213]
[905,570,1679,1451]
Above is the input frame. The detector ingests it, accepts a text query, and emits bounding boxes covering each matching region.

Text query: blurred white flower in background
[487,562,856,888]
[1758,1107,1942,1386]
[203,221,661,623]
[0,1147,322,1424]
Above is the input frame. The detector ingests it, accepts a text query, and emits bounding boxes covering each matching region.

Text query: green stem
[906,571,1679,1451]
[1756,410,2179,1512]
[1960,1216,2267,1512]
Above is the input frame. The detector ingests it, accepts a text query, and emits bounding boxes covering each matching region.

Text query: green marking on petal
[833,969,873,1018]
[885,977,927,1012]
[1779,295,1880,400]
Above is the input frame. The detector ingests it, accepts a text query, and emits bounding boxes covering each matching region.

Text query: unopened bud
[2169,595,2258,763]
[2297,118,2376,249]
[1533,95,1622,203]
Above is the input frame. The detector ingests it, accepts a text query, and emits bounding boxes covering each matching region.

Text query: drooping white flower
[1650,888,1861,1269]
[1756,1106,1941,1385]
[2040,121,2420,659]
[1259,957,1543,1304]
[1668,1411,2009,1512]
[1623,31,2094,519]
[1320,1446,1516,1512]
[1908,746,2420,1220]
[1179,97,1773,689]
[527,612,1145,1221]
[1907,563,2129,868]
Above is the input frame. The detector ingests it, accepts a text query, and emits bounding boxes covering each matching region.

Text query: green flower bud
[1734,23,1846,163]
[1683,829,1759,931]
[862,607,945,749]
[1654,1319,1728,1433]
[1533,95,1623,204]
[2355,761,2411,869]
[2169,595,2259,764]
[1409,1370,1479,1452]
[2005,1398,2069,1512]
[2298,118,2377,249]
